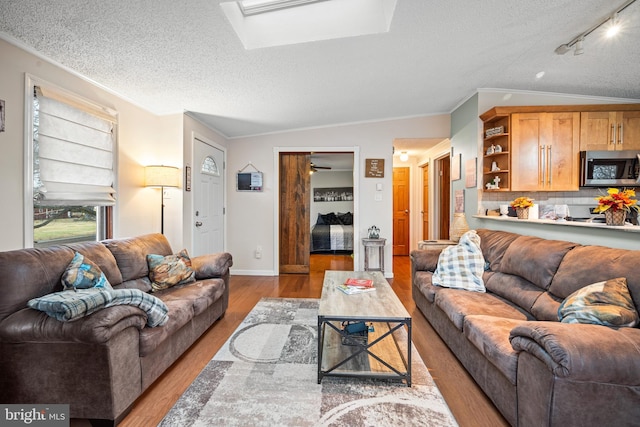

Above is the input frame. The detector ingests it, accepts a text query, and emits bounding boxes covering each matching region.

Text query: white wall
[0,38,185,251]
[226,115,450,276]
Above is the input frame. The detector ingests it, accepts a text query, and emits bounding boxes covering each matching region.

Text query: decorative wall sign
[365,158,384,177]
[237,162,263,192]
[313,187,353,202]
[465,158,477,188]
[0,99,5,132]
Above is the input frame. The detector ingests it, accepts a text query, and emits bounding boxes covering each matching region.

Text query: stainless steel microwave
[580,150,640,187]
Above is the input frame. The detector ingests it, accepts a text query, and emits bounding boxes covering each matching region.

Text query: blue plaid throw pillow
[432,230,486,292]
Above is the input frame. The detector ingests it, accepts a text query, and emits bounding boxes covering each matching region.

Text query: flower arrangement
[510,196,534,209]
[593,188,638,213]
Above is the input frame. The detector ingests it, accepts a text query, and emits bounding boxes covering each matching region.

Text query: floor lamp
[145,165,180,234]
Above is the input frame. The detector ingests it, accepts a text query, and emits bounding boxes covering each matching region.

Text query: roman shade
[34,86,117,206]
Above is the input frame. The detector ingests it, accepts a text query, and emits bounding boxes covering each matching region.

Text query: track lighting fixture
[574,37,584,55]
[555,0,637,55]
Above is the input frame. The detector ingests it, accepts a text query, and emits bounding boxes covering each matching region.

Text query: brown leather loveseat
[0,233,232,426]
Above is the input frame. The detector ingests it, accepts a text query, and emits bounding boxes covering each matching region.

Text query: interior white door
[193,139,224,256]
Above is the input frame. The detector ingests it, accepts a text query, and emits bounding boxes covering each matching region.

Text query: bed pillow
[320,212,341,225]
[147,249,196,292]
[337,212,353,225]
[62,251,113,291]
[432,230,486,292]
[558,277,639,327]
[27,288,168,327]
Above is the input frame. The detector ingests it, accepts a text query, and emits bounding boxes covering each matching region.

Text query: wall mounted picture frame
[236,171,263,192]
[455,189,465,213]
[313,187,354,202]
[451,153,461,181]
[0,99,5,132]
[465,157,477,188]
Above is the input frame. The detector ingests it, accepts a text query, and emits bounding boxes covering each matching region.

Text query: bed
[311,212,354,253]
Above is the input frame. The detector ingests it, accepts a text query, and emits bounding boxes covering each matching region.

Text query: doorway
[421,163,429,240]
[276,149,358,275]
[437,155,451,240]
[392,167,410,255]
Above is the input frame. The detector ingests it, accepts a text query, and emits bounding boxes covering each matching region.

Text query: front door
[193,139,224,256]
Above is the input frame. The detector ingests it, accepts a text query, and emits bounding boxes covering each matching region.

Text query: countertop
[474,214,640,233]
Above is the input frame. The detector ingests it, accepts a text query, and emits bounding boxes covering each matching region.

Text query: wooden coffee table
[317,270,412,386]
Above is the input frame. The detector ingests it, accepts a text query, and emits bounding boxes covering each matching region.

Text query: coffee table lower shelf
[317,316,412,386]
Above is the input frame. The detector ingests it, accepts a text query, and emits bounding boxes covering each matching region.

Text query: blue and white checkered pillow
[432,230,486,292]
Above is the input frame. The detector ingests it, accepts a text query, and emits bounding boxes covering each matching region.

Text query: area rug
[160,298,458,427]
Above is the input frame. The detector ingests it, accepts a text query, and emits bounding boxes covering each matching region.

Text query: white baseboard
[230,269,277,276]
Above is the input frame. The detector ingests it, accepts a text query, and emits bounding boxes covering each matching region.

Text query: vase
[450,213,470,242]
[605,210,626,226]
[516,207,529,219]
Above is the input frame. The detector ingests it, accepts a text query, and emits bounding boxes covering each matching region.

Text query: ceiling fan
[310,162,332,172]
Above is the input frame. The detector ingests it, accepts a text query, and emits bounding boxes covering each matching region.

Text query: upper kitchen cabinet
[580,110,640,151]
[511,112,580,192]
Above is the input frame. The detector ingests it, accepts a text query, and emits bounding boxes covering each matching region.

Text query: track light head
[606,13,621,37]
[574,38,585,55]
[555,44,572,55]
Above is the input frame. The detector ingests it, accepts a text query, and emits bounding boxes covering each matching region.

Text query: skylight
[238,0,328,16]
[220,0,398,49]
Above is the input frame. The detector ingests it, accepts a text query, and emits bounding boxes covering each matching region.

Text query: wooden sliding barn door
[279,153,310,273]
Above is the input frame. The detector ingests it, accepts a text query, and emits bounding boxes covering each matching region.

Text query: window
[201,156,220,176]
[27,76,117,247]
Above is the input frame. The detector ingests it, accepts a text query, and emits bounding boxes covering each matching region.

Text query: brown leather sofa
[411,229,640,427]
[0,233,232,426]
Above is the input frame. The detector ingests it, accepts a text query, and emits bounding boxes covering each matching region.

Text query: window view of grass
[34,207,97,246]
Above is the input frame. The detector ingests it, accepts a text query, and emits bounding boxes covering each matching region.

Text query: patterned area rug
[160,298,458,427]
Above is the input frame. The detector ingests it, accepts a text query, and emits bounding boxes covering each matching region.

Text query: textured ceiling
[2,0,640,139]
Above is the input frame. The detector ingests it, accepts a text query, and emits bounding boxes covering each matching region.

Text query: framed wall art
[451,153,461,181]
[465,157,477,188]
[313,187,353,202]
[0,99,5,132]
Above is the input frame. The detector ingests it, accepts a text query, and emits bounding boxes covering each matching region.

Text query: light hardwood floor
[99,255,508,427]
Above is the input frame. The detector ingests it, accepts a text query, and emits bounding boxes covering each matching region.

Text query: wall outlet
[255,245,262,259]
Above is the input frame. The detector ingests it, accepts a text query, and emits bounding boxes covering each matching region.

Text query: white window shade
[34,86,117,206]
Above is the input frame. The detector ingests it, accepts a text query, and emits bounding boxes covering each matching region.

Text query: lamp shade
[145,165,179,188]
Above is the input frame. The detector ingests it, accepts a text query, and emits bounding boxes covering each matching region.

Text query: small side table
[418,240,456,252]
[362,238,386,273]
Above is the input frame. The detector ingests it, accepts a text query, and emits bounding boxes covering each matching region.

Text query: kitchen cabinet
[580,111,640,151]
[511,112,580,191]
